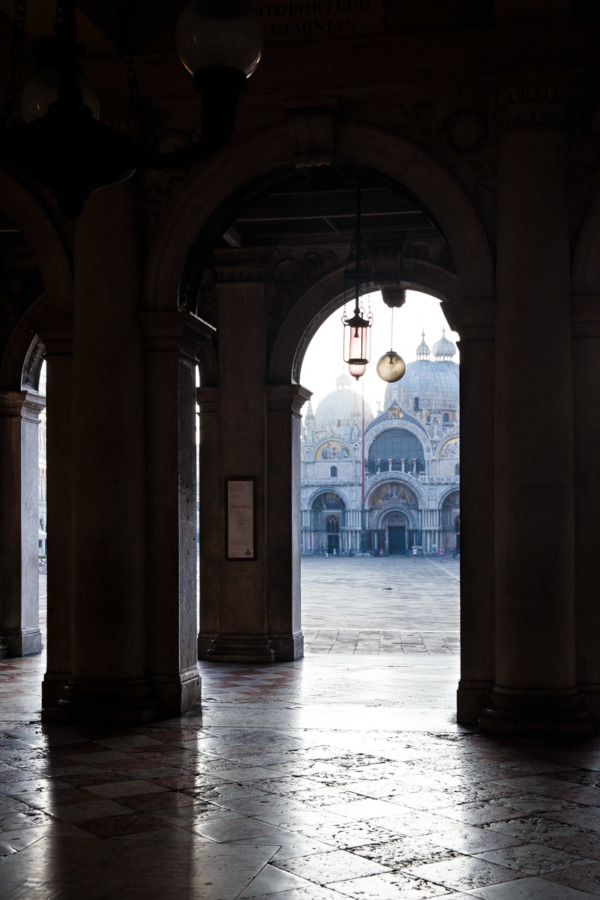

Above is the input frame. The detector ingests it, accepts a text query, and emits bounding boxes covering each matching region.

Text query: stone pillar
[141,310,213,716]
[572,298,600,723]
[0,390,44,657]
[197,279,305,661]
[266,385,311,660]
[454,306,495,724]
[43,183,153,723]
[37,321,74,707]
[480,100,592,734]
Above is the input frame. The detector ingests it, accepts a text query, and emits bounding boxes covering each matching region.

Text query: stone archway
[0,174,71,663]
[147,121,494,717]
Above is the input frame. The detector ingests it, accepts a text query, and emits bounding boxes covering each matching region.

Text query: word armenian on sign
[253,1,384,41]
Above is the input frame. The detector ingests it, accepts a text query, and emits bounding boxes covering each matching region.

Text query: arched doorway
[383,512,410,555]
[151,120,494,719]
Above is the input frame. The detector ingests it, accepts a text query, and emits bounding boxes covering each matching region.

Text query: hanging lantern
[342,186,373,380]
[377,293,406,384]
[377,350,406,383]
[0,0,264,218]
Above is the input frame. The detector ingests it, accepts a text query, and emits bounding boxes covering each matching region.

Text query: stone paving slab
[301,556,460,655]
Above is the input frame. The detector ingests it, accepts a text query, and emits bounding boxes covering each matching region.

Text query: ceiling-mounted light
[0,0,263,218]
[342,186,373,380]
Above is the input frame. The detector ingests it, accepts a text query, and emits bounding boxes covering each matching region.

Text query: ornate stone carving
[270,249,343,301]
[22,338,45,390]
[443,110,489,154]
[285,98,339,168]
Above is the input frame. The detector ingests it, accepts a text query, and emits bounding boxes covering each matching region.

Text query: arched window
[367,429,425,474]
[330,465,337,478]
[326,516,340,534]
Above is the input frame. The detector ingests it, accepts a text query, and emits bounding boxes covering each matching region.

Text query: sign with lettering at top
[226,478,256,560]
[253,0,384,42]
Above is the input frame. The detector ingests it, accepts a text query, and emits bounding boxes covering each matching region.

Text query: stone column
[0,390,44,657]
[454,306,495,724]
[36,321,74,707]
[266,385,311,660]
[198,278,304,661]
[572,298,600,722]
[141,310,213,716]
[43,183,153,723]
[480,94,592,734]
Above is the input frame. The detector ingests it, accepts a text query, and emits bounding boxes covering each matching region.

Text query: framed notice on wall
[226,478,256,560]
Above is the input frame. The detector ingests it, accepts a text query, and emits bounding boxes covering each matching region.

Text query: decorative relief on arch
[315,440,351,461]
[22,339,45,390]
[369,482,417,510]
[312,491,345,510]
[270,250,343,302]
[440,437,459,458]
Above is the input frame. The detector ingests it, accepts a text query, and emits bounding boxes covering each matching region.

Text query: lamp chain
[0,0,27,131]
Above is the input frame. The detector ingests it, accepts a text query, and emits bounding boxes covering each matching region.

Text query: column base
[152,668,202,717]
[479,687,594,736]
[200,635,276,663]
[42,677,158,725]
[0,627,43,657]
[270,632,304,662]
[457,679,493,726]
[577,684,600,731]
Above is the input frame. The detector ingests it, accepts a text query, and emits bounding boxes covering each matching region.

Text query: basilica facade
[301,331,460,556]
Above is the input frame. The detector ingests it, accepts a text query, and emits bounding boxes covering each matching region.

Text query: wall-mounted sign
[226,479,256,560]
[253,1,383,42]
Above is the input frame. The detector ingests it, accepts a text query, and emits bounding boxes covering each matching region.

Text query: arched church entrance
[382,512,409,556]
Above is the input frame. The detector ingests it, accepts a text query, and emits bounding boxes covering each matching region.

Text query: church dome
[432,329,457,360]
[384,332,459,412]
[315,374,374,428]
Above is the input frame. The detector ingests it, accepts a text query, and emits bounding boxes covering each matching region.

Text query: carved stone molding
[270,248,344,301]
[285,97,339,168]
[443,110,490,154]
[208,248,272,286]
[140,310,215,362]
[21,338,45,390]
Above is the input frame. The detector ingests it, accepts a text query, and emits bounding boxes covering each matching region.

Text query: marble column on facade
[141,310,213,715]
[43,183,153,723]
[36,321,73,707]
[479,102,592,734]
[0,390,44,657]
[198,278,303,661]
[454,306,495,725]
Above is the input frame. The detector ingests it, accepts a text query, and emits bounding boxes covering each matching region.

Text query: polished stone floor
[1,560,600,897]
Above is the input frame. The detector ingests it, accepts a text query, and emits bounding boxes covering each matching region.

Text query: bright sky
[299,290,460,415]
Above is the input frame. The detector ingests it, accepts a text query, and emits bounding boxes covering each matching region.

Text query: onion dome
[432,329,457,360]
[384,332,459,413]
[416,330,430,360]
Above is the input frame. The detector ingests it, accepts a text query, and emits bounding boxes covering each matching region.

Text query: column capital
[34,315,73,356]
[196,386,220,413]
[442,299,495,341]
[0,390,45,421]
[572,295,600,337]
[140,310,215,360]
[267,384,312,417]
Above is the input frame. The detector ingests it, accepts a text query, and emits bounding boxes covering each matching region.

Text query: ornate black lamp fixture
[376,288,407,384]
[342,186,373,380]
[0,0,263,217]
